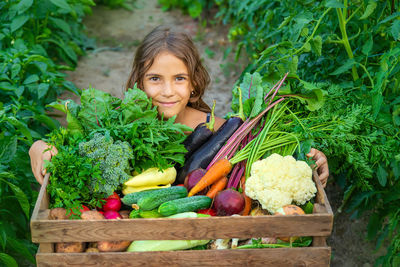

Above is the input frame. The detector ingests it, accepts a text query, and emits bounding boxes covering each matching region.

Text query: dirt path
[61,1,384,266]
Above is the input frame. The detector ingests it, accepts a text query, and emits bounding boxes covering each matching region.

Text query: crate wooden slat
[31,171,333,266]
[36,248,331,267]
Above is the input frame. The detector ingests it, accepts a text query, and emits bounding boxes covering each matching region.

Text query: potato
[55,242,86,253]
[80,210,105,220]
[49,208,68,220]
[119,210,130,219]
[86,247,99,253]
[97,241,131,252]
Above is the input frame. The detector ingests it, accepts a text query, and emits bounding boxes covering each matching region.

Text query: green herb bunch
[45,128,107,218]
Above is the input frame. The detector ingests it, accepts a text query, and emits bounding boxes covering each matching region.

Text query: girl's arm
[29,140,58,185]
[307,148,329,188]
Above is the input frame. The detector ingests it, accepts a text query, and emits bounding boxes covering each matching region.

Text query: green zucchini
[121,189,157,205]
[137,186,188,211]
[158,196,212,216]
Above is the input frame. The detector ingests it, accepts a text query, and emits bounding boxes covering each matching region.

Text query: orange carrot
[240,176,252,216]
[188,158,232,197]
[206,176,228,199]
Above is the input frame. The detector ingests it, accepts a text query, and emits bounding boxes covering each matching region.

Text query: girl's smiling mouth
[159,101,178,107]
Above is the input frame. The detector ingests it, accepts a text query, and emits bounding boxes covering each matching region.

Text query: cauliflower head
[245,153,316,213]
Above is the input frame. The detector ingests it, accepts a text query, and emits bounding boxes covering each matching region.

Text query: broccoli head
[79,133,133,195]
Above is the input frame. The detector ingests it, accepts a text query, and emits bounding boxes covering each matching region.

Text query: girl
[29,26,329,186]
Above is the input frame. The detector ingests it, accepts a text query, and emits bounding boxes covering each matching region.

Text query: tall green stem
[336,7,359,81]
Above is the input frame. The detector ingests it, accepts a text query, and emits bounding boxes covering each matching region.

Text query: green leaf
[0,82,17,91]
[0,224,6,250]
[0,136,17,164]
[390,20,400,41]
[330,59,355,76]
[296,80,326,111]
[278,16,293,30]
[50,0,72,12]
[61,43,77,63]
[371,91,383,119]
[10,15,29,32]
[6,238,35,263]
[367,212,381,240]
[0,178,30,218]
[0,253,18,267]
[37,83,49,99]
[34,114,60,130]
[17,0,33,14]
[310,35,322,56]
[391,161,400,180]
[359,0,377,20]
[362,36,373,55]
[325,0,345,8]
[6,117,32,143]
[377,164,387,186]
[11,64,21,79]
[14,86,25,98]
[23,74,39,84]
[49,17,71,35]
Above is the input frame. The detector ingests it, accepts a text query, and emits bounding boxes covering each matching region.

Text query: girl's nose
[162,81,174,96]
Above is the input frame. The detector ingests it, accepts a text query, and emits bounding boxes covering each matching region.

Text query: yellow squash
[124,167,176,187]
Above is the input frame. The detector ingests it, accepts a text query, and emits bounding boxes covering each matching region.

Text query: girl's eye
[150,76,160,81]
[176,76,186,81]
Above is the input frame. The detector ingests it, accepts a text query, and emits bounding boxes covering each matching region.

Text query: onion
[102,198,121,212]
[103,210,122,219]
[214,189,245,216]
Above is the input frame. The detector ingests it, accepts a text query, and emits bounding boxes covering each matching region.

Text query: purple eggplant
[176,116,244,184]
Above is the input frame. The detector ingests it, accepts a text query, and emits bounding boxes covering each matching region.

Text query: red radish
[103,210,122,219]
[214,189,245,216]
[107,192,120,200]
[184,168,207,194]
[101,192,121,211]
[103,198,121,212]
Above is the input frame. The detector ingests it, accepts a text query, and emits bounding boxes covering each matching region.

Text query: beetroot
[102,198,121,212]
[103,210,122,219]
[184,168,207,194]
[214,189,245,216]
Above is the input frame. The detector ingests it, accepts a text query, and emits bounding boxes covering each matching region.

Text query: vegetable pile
[45,74,325,253]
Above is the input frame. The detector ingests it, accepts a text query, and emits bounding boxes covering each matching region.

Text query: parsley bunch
[45,129,106,216]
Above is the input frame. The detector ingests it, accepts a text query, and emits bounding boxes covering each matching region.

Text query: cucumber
[139,209,163,218]
[158,196,212,216]
[122,189,157,205]
[137,186,188,211]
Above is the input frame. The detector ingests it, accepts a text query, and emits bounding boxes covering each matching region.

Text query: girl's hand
[307,148,329,188]
[29,140,58,185]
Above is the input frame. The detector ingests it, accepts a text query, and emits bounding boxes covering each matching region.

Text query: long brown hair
[125,25,211,113]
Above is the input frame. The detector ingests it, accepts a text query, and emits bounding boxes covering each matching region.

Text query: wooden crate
[31,171,333,267]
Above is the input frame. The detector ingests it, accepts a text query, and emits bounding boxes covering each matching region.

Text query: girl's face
[143,51,192,119]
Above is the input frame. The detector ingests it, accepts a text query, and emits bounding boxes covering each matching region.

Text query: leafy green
[45,129,106,218]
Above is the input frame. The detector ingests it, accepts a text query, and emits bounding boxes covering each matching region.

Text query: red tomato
[197,208,217,216]
[176,184,185,187]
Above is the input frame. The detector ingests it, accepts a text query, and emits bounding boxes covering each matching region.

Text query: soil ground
[61,0,386,265]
